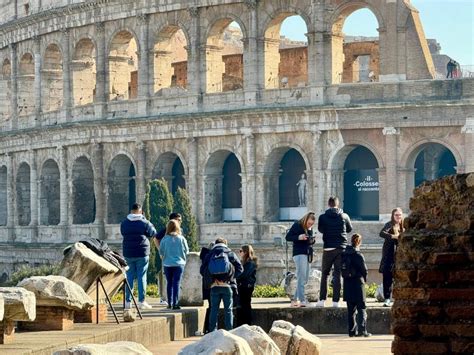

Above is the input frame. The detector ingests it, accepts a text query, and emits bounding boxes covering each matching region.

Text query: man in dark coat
[342,234,371,337]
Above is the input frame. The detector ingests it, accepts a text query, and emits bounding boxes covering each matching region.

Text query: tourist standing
[379,208,404,307]
[159,219,189,310]
[316,197,353,308]
[285,211,316,307]
[201,238,243,331]
[446,59,455,78]
[120,203,157,310]
[236,245,258,326]
[200,242,214,334]
[342,234,371,337]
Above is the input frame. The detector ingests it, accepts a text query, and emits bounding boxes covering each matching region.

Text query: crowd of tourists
[119,197,403,338]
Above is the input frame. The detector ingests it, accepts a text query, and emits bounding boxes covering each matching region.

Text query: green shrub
[253,285,286,298]
[365,283,378,298]
[173,187,199,252]
[5,263,61,286]
[111,283,160,303]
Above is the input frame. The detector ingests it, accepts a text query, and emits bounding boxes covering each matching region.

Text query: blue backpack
[208,251,232,280]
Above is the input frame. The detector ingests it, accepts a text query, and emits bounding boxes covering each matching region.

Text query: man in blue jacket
[121,203,157,310]
[316,197,353,308]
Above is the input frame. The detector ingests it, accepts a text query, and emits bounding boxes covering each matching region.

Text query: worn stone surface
[230,324,281,355]
[178,329,253,355]
[283,270,321,302]
[268,320,295,354]
[17,275,94,311]
[392,174,474,355]
[179,252,203,306]
[123,308,136,323]
[0,287,36,321]
[290,325,322,355]
[0,294,4,321]
[53,341,153,355]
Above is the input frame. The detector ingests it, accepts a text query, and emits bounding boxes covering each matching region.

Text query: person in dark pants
[446,59,455,78]
[236,244,258,326]
[379,208,404,307]
[342,233,371,337]
[316,197,352,308]
[199,242,214,334]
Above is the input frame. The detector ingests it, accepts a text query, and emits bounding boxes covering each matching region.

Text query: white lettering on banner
[354,175,379,192]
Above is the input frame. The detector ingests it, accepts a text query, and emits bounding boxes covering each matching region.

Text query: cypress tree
[173,187,199,252]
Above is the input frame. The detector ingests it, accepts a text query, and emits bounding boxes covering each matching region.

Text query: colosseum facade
[0,0,473,283]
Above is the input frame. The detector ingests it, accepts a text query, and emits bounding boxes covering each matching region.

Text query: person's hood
[127,213,145,222]
[345,245,358,254]
[325,208,343,218]
[212,243,230,252]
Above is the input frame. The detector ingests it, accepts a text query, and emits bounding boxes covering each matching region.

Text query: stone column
[135,141,147,205]
[462,119,474,173]
[312,2,326,85]
[187,137,199,219]
[58,146,68,226]
[244,133,256,223]
[29,150,39,241]
[9,44,18,130]
[6,154,15,241]
[311,130,324,213]
[33,37,42,125]
[187,7,202,100]
[243,0,259,104]
[261,37,280,89]
[398,168,415,213]
[383,127,400,214]
[94,23,107,119]
[92,143,105,239]
[61,28,72,121]
[137,14,150,115]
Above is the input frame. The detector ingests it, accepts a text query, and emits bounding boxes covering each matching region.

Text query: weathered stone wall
[392,174,474,354]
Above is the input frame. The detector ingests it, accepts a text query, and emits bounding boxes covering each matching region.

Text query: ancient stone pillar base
[19,306,74,331]
[0,320,15,344]
[74,304,107,323]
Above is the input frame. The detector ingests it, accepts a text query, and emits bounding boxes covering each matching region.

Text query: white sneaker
[138,301,153,310]
[291,300,300,307]
[124,302,131,309]
[315,300,326,307]
[332,301,340,308]
[159,299,168,306]
[383,299,392,307]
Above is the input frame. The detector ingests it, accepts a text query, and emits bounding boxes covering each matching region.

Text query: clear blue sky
[280,0,474,65]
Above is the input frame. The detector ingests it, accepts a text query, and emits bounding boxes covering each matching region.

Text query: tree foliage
[173,187,199,251]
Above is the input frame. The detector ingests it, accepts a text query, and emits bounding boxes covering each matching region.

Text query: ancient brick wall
[279,47,308,87]
[392,173,474,354]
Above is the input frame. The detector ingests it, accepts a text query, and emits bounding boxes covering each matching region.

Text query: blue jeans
[164,265,184,307]
[209,286,233,331]
[125,256,149,303]
[293,254,310,302]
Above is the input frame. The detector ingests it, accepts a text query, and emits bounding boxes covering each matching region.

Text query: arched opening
[107,155,136,224]
[204,150,242,223]
[42,44,63,112]
[109,31,138,101]
[18,53,35,116]
[72,156,95,224]
[40,159,60,225]
[343,146,379,220]
[265,14,308,89]
[1,59,11,122]
[153,26,188,93]
[16,162,31,226]
[413,143,457,187]
[0,166,7,226]
[152,152,186,195]
[332,7,380,84]
[206,20,244,93]
[72,38,96,106]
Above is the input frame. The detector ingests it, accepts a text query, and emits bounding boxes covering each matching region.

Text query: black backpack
[341,252,358,279]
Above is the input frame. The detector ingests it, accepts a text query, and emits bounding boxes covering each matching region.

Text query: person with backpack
[285,211,316,307]
[236,244,258,326]
[342,233,371,337]
[199,242,214,334]
[159,219,189,310]
[200,238,243,331]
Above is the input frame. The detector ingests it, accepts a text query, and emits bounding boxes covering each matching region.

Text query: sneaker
[299,301,307,308]
[315,300,326,307]
[291,300,301,307]
[172,305,181,310]
[356,331,372,337]
[332,301,340,308]
[124,302,131,309]
[138,301,153,310]
[159,299,168,306]
[383,299,392,307]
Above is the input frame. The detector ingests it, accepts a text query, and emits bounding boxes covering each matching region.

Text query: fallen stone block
[283,270,321,302]
[53,341,152,354]
[230,324,281,355]
[0,287,36,344]
[179,252,203,306]
[269,320,322,355]
[179,329,253,355]
[269,320,295,354]
[0,294,4,321]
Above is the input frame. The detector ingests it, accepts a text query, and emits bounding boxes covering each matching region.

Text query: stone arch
[107,154,136,224]
[72,156,95,224]
[263,11,310,89]
[401,138,463,170]
[39,159,60,225]
[264,145,310,221]
[72,38,97,106]
[153,25,189,93]
[16,162,31,226]
[152,151,187,194]
[0,165,7,226]
[205,18,245,93]
[42,43,63,112]
[328,140,385,170]
[18,52,35,116]
[1,59,11,121]
[204,149,243,223]
[108,30,139,101]
[329,1,384,84]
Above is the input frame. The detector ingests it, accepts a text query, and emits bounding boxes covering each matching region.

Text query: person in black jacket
[342,233,371,337]
[316,197,353,308]
[236,244,258,326]
[285,211,316,307]
[379,208,404,307]
[199,242,214,334]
